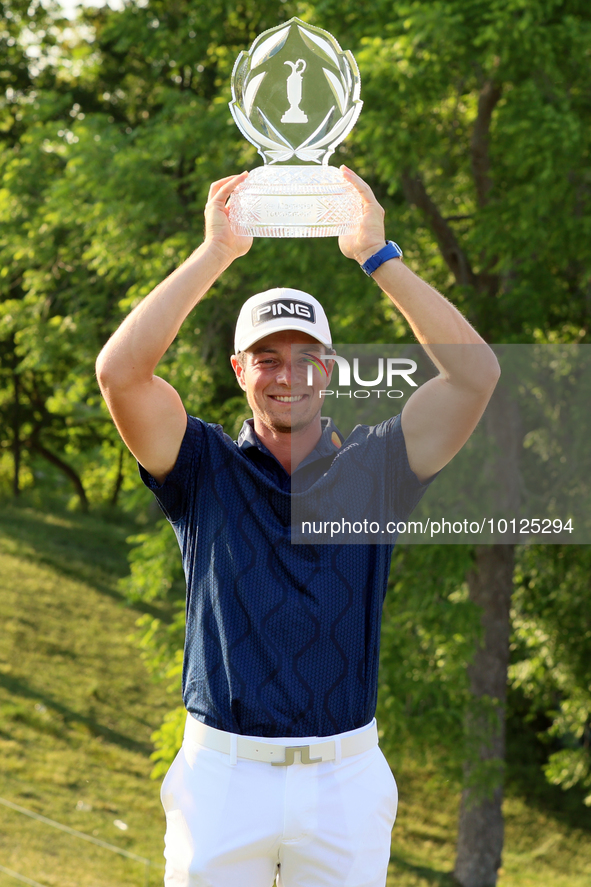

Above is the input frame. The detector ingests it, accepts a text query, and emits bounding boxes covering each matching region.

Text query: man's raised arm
[96,174,252,484]
[339,166,500,483]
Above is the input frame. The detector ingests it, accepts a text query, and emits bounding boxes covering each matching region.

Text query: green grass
[386,761,591,886]
[0,504,170,887]
[0,501,590,887]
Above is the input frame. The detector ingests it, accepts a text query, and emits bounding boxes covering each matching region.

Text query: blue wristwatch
[360,241,403,276]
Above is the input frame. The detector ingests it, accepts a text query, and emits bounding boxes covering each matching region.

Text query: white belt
[184,716,378,766]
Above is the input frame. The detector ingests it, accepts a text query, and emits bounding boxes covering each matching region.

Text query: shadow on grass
[0,672,153,756]
[389,855,457,886]
[0,503,167,620]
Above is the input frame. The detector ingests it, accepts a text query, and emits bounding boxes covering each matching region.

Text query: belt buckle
[271,744,323,766]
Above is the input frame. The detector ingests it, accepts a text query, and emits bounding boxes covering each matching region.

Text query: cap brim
[236,322,332,353]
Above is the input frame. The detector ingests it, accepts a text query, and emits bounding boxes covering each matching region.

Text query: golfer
[96,167,500,887]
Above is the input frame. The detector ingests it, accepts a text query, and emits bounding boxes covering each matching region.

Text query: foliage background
[1,0,590,855]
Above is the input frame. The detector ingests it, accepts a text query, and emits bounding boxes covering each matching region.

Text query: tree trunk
[454,544,514,887]
[109,445,125,507]
[30,438,89,512]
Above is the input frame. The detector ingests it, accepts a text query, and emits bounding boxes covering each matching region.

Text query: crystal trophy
[228,18,363,237]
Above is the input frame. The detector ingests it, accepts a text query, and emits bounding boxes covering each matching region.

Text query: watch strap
[361,241,403,276]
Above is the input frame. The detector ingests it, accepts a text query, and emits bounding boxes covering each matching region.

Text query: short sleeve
[378,414,439,521]
[138,415,205,523]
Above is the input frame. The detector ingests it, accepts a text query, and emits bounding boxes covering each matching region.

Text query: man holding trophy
[96,19,499,887]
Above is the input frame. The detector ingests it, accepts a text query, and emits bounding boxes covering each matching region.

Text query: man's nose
[275,362,292,385]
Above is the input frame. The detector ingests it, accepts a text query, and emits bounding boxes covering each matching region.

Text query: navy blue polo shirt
[140,414,433,738]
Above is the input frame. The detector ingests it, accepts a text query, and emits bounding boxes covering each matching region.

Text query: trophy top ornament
[229,18,362,166]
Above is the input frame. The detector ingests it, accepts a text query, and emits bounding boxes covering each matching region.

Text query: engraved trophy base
[229,166,363,238]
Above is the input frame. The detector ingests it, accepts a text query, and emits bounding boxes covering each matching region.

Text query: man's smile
[268,394,307,403]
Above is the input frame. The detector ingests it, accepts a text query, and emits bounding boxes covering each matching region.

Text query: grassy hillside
[388,761,591,886]
[0,504,170,887]
[0,503,590,887]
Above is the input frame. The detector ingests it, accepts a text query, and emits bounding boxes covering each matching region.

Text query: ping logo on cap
[252,299,316,327]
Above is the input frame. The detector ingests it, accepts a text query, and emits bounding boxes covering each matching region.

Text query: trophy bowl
[229,165,363,238]
[228,19,363,238]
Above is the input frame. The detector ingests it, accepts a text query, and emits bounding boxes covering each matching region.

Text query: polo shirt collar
[237,417,343,469]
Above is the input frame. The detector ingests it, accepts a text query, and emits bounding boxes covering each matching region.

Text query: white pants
[160,718,398,887]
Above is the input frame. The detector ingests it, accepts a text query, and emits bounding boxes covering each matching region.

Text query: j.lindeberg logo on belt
[271,744,323,766]
[252,298,316,326]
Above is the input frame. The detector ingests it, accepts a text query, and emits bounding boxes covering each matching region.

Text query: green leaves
[511,546,591,797]
[378,544,477,771]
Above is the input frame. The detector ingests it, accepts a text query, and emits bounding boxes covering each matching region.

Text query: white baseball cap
[234,287,332,353]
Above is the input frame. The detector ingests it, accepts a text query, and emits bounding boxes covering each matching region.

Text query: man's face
[231,331,331,434]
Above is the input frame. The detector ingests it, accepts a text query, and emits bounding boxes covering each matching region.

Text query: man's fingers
[339,165,380,204]
[208,173,244,197]
[207,172,248,204]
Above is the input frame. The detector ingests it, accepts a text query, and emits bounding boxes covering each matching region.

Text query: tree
[0,0,127,507]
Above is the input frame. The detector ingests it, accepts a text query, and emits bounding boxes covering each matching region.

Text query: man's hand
[204,173,253,261]
[336,165,500,482]
[97,172,254,484]
[338,166,388,265]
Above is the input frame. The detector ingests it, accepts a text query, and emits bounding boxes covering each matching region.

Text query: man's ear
[231,354,247,391]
